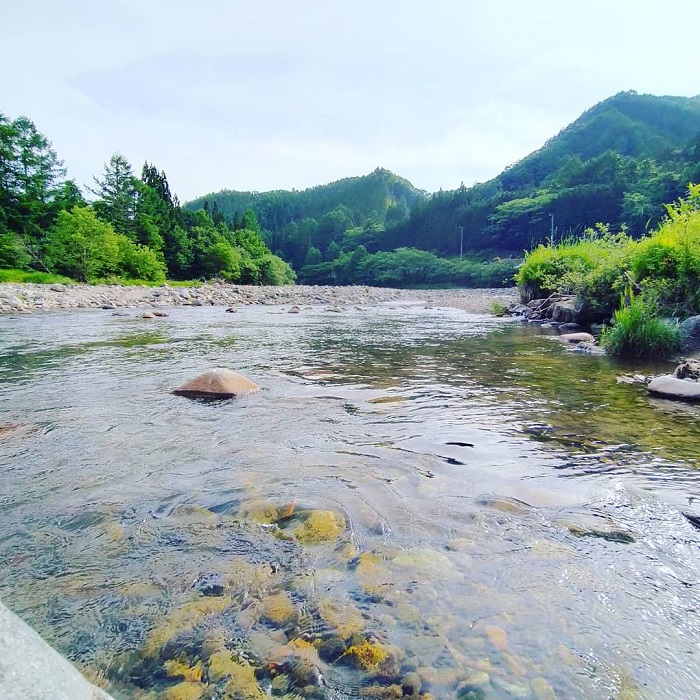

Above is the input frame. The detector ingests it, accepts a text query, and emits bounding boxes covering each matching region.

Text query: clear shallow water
[1,303,700,699]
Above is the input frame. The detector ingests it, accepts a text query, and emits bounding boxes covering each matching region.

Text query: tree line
[0,112,294,284]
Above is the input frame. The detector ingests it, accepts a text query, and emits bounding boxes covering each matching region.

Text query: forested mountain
[185,168,427,269]
[184,92,700,286]
[383,92,700,255]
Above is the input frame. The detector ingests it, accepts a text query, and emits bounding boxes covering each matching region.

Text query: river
[1,301,699,699]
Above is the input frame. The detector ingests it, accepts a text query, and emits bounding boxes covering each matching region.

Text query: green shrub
[515,224,632,306]
[601,292,681,358]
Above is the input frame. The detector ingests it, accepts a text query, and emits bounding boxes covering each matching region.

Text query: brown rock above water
[173,369,260,399]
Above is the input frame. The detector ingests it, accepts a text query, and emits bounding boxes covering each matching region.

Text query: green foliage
[0,112,69,243]
[185,168,427,272]
[0,111,292,287]
[601,291,681,358]
[45,206,122,282]
[298,247,519,288]
[517,186,700,360]
[630,183,700,313]
[491,301,508,316]
[202,240,242,280]
[0,231,31,269]
[0,269,73,284]
[44,206,166,283]
[515,223,634,308]
[115,237,166,283]
[383,92,700,256]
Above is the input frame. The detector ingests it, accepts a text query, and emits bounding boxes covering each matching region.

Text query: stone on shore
[0,600,114,699]
[173,369,260,399]
[647,375,700,401]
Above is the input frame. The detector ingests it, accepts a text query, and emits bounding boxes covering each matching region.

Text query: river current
[1,302,699,699]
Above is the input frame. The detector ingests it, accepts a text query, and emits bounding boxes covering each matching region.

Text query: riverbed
[1,300,699,699]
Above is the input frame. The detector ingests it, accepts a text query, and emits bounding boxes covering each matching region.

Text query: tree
[0,113,67,241]
[92,154,139,239]
[202,240,241,279]
[0,231,30,269]
[44,206,166,282]
[45,206,121,281]
[304,246,322,266]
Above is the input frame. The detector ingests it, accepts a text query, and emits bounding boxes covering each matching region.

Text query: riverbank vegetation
[516,184,700,356]
[0,114,295,285]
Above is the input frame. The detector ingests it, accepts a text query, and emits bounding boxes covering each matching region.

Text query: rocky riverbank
[0,282,518,315]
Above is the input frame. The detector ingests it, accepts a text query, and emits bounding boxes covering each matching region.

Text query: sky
[2,0,699,202]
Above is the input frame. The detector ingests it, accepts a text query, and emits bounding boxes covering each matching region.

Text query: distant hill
[383,91,700,254]
[185,168,427,269]
[186,92,700,277]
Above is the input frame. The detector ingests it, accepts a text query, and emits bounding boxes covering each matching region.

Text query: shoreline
[0,282,518,315]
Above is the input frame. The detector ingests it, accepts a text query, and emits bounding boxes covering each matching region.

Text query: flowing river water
[1,302,700,699]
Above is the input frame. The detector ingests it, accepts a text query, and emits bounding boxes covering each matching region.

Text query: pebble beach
[0,282,518,315]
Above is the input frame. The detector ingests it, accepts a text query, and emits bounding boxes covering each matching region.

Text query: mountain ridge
[186,91,700,267]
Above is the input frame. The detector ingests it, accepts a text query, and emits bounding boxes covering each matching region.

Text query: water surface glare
[1,303,700,699]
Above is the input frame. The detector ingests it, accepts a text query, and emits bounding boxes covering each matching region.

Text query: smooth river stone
[647,375,700,401]
[557,332,595,344]
[173,368,260,399]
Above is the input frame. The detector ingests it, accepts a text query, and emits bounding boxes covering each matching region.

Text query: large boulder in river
[647,375,700,401]
[550,297,580,323]
[680,316,700,353]
[173,368,259,399]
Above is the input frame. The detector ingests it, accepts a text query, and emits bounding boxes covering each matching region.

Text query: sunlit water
[1,302,700,699]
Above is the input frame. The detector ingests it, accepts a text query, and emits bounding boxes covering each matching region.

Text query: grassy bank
[515,184,700,357]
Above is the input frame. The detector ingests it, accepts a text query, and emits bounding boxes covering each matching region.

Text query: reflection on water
[1,303,700,699]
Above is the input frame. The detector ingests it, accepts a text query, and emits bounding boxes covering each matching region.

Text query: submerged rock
[647,375,700,401]
[173,368,260,399]
[259,592,298,627]
[558,516,635,543]
[291,509,346,544]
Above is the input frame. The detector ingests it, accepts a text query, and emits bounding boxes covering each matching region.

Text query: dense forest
[4,91,700,288]
[189,91,700,286]
[385,92,700,255]
[0,113,294,285]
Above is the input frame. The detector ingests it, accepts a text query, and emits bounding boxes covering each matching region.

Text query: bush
[515,224,632,306]
[601,292,681,358]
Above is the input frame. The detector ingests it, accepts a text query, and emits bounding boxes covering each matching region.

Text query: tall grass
[0,269,74,284]
[601,293,681,358]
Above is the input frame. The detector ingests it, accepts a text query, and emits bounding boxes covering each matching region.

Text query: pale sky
[2,1,699,201]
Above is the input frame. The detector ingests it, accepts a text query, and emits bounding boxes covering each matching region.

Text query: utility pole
[459,226,464,259]
[549,213,555,243]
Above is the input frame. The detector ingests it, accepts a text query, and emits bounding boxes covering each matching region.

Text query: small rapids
[1,302,700,699]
